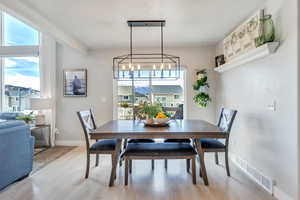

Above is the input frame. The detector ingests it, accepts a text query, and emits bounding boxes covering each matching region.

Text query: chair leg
[225,150,231,177]
[164,159,168,169]
[192,157,196,184]
[129,160,132,174]
[110,154,117,180]
[85,153,90,179]
[198,155,202,177]
[95,154,99,167]
[125,159,129,185]
[186,159,190,173]
[151,160,155,170]
[215,152,219,165]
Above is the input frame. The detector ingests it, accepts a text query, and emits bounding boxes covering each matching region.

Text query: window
[117,70,185,119]
[0,12,40,112]
[174,95,180,99]
[3,13,39,46]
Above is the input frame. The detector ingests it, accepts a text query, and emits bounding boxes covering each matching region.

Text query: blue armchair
[0,120,35,190]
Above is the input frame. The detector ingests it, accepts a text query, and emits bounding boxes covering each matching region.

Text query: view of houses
[118,85,184,119]
[4,85,40,112]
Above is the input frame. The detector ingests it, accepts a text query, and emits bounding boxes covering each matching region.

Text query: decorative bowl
[144,118,170,127]
[154,118,170,124]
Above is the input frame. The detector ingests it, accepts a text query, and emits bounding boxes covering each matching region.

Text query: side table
[30,124,51,148]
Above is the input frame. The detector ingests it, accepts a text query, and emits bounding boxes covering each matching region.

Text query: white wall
[215,0,298,199]
[55,45,216,144]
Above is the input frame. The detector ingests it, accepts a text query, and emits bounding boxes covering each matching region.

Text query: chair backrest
[77,109,97,148]
[217,108,237,135]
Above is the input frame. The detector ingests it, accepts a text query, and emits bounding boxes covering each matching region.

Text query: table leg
[194,139,209,186]
[109,139,122,187]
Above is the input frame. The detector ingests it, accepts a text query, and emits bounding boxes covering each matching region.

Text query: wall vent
[231,154,274,194]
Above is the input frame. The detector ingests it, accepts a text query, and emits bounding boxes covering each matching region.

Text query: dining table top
[90,119,225,140]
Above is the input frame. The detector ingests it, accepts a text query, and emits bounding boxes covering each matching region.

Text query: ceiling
[22,0,265,50]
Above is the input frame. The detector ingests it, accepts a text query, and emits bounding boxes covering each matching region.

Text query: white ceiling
[22,0,265,50]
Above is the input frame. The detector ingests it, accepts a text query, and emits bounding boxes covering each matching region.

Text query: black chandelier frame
[113,20,181,80]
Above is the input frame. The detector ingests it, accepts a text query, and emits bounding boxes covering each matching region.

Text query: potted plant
[138,103,163,124]
[193,69,211,107]
[16,112,35,124]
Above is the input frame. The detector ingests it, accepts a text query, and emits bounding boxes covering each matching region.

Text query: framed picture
[63,69,87,97]
[215,55,225,67]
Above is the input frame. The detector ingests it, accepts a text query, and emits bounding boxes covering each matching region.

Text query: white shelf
[214,42,280,73]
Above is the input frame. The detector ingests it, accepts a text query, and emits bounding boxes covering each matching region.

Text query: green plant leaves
[139,103,163,118]
[193,92,212,107]
[193,77,209,91]
[193,69,211,107]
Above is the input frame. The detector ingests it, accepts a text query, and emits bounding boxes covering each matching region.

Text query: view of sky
[3,13,40,90]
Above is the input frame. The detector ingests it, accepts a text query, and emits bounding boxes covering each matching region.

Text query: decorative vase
[255,14,275,47]
[263,14,275,43]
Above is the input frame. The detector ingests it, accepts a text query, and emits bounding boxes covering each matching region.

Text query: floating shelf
[214,42,280,73]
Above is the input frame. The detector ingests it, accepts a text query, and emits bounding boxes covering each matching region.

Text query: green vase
[263,15,275,43]
[255,14,275,47]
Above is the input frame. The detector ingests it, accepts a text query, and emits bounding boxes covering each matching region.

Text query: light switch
[267,101,276,111]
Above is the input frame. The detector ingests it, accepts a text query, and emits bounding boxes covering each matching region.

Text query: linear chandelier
[113,20,181,80]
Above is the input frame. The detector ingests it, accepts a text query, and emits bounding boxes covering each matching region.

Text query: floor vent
[231,154,274,194]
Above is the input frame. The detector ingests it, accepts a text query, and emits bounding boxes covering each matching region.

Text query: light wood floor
[0,147,275,200]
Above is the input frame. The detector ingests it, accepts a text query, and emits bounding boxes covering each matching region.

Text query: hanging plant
[193,69,211,107]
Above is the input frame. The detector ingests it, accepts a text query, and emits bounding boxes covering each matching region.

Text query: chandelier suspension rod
[130,24,133,65]
[161,22,164,64]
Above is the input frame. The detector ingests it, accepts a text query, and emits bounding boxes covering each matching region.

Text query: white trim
[55,140,85,147]
[214,42,280,73]
[273,187,295,200]
[0,45,39,57]
[230,153,294,200]
[0,0,88,54]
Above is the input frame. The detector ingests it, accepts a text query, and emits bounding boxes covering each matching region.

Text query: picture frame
[215,55,225,67]
[63,69,87,97]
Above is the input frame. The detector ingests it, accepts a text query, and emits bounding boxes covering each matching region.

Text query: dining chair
[163,105,191,171]
[122,142,197,185]
[198,108,237,177]
[77,110,118,182]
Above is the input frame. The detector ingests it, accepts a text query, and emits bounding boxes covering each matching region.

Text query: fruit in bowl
[154,112,170,124]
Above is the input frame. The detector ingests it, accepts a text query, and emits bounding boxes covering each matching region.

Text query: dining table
[90,119,225,186]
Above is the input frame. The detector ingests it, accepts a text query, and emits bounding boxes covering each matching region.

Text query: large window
[117,70,185,120]
[0,12,40,112]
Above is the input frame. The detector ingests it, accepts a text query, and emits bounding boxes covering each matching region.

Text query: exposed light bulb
[153,64,156,70]
[129,63,132,69]
[160,63,164,70]
[168,64,172,70]
[137,64,141,70]
[131,65,134,71]
[122,65,126,70]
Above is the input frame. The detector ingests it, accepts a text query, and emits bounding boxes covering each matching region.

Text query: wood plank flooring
[0,147,275,200]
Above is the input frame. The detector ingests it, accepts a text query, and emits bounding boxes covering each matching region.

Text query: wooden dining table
[90,119,225,186]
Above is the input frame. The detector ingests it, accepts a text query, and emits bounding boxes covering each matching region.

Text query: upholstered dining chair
[198,108,237,177]
[163,105,191,171]
[77,110,118,181]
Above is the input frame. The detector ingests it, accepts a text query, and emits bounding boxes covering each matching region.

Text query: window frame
[0,11,40,112]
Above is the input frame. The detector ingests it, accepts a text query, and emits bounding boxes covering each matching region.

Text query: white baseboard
[230,153,294,200]
[273,187,295,200]
[55,140,85,146]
